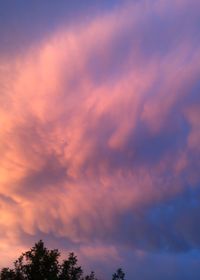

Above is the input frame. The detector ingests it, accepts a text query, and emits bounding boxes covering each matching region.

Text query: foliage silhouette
[112,268,125,280]
[0,268,16,280]
[0,240,125,280]
[59,252,83,280]
[14,240,60,280]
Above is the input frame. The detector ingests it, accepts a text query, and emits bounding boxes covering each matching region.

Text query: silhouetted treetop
[112,268,125,280]
[0,240,125,280]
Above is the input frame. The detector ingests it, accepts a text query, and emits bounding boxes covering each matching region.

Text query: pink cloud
[0,0,200,270]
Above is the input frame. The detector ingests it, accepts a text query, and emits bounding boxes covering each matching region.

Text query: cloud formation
[0,0,200,278]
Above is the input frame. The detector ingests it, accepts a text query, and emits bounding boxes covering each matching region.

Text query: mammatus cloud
[0,0,200,278]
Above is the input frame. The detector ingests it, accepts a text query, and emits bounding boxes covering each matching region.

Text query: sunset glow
[0,0,200,279]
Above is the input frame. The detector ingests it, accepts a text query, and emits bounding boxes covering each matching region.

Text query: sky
[0,0,200,279]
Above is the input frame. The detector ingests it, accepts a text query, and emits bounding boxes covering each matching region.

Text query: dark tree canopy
[0,268,16,280]
[0,240,125,280]
[112,268,125,280]
[59,252,83,280]
[14,240,60,280]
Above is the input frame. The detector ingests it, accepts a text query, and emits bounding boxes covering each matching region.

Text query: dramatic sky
[0,0,200,279]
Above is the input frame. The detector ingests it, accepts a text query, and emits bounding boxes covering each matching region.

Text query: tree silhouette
[112,268,125,280]
[59,252,83,280]
[14,240,60,280]
[83,271,97,280]
[0,268,16,280]
[0,240,125,280]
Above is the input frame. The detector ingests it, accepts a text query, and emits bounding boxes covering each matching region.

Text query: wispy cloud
[0,0,200,278]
